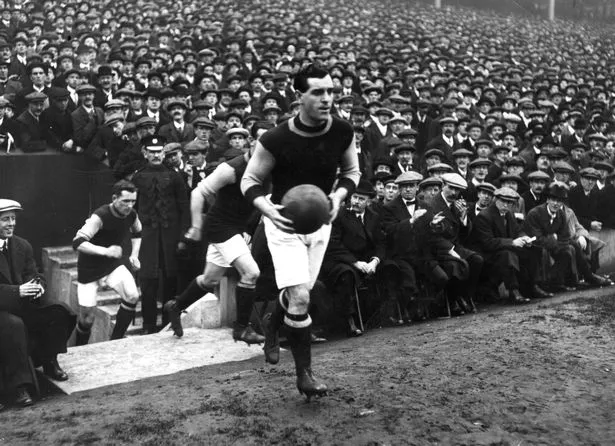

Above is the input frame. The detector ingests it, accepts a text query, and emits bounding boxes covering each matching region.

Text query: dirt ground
[1,289,615,446]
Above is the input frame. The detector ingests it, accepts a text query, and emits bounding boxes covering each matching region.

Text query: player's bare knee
[198,274,219,289]
[285,285,310,314]
[239,268,259,288]
[125,290,140,305]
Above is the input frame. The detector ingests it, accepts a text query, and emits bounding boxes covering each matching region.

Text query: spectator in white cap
[0,199,76,409]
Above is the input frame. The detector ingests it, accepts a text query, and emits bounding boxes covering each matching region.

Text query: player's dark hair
[112,180,137,196]
[293,63,329,93]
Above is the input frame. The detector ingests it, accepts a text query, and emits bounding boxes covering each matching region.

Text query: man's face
[112,190,137,216]
[0,46,10,60]
[536,155,550,170]
[350,192,370,213]
[99,74,112,89]
[530,180,547,194]
[547,197,564,214]
[81,91,94,106]
[188,151,205,166]
[194,126,211,141]
[0,64,7,79]
[469,127,481,140]
[169,105,185,121]
[495,198,514,216]
[422,185,441,201]
[477,190,493,207]
[147,97,160,111]
[29,100,45,116]
[226,117,241,129]
[580,176,597,192]
[164,151,182,169]
[229,135,246,150]
[30,67,46,86]
[442,123,455,137]
[399,182,418,201]
[54,97,69,111]
[476,145,492,158]
[299,75,334,124]
[455,156,469,169]
[0,210,16,238]
[443,184,463,201]
[384,182,399,201]
[144,148,164,165]
[472,165,488,181]
[397,150,413,167]
[66,73,79,88]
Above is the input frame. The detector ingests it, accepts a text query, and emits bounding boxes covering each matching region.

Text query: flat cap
[76,84,97,94]
[469,158,492,168]
[441,173,468,190]
[494,187,520,201]
[476,182,497,194]
[579,167,601,179]
[136,116,157,128]
[393,143,415,153]
[424,148,445,159]
[593,161,614,173]
[427,162,453,173]
[527,170,552,182]
[104,115,124,126]
[499,173,526,185]
[452,148,473,158]
[25,91,47,102]
[192,116,215,128]
[184,140,208,153]
[0,198,22,213]
[374,107,394,117]
[439,116,458,125]
[552,162,576,174]
[226,127,249,138]
[103,99,125,110]
[419,177,443,189]
[395,171,424,184]
[163,142,183,155]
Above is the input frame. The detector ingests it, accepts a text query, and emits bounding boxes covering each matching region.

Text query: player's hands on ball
[106,245,122,258]
[129,256,141,271]
[267,202,295,233]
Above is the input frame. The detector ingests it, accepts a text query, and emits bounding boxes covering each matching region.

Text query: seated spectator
[568,167,602,232]
[470,187,548,303]
[522,171,550,212]
[524,182,578,292]
[468,182,495,223]
[320,180,386,336]
[0,199,76,408]
[414,173,484,314]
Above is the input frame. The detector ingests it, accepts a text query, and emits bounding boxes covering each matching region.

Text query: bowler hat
[354,179,376,197]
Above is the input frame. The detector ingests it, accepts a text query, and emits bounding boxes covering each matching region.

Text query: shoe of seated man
[14,386,33,407]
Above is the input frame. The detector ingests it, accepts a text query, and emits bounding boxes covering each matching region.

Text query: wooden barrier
[0,152,114,261]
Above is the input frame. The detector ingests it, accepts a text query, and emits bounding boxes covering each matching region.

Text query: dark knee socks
[176,278,213,310]
[111,300,136,340]
[235,286,256,327]
[75,321,92,346]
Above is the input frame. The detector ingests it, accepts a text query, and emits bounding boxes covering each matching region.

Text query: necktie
[355,213,363,225]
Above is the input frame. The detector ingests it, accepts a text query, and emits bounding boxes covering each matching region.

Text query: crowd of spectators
[1,0,615,330]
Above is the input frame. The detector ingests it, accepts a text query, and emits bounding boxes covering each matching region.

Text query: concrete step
[51,328,267,394]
